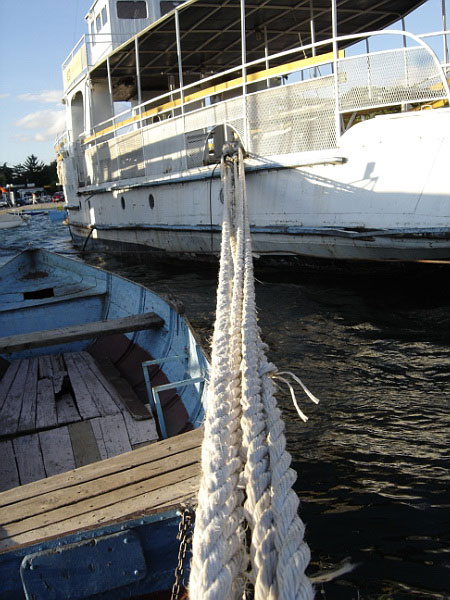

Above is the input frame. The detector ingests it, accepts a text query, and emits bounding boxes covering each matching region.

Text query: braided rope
[189,147,313,600]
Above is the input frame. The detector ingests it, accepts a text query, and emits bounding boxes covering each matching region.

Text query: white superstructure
[56,0,450,263]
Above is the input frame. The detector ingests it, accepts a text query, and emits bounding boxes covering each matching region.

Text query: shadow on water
[1,221,449,599]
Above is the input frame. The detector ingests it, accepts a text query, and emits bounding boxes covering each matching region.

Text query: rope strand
[189,146,313,600]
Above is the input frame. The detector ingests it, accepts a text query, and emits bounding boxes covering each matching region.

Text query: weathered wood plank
[87,355,152,420]
[90,418,108,461]
[0,427,202,508]
[0,440,19,492]
[49,354,66,395]
[56,393,81,426]
[13,434,46,486]
[39,427,75,477]
[0,359,30,437]
[0,445,201,536]
[0,465,200,549]
[35,378,57,430]
[63,353,100,420]
[68,421,101,468]
[38,355,53,380]
[0,312,164,353]
[122,408,158,447]
[97,413,132,458]
[76,352,121,416]
[17,358,39,432]
[0,360,21,411]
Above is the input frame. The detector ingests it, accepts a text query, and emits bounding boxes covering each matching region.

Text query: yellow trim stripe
[83,51,344,144]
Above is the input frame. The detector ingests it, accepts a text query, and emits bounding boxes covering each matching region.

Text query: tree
[0,163,13,187]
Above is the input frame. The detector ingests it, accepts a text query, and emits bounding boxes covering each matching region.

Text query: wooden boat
[0,248,207,598]
[57,0,450,265]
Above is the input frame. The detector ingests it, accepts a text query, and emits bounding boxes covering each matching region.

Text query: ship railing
[78,28,450,185]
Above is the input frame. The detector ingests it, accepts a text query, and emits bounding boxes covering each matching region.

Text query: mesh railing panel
[338,46,446,112]
[246,76,337,156]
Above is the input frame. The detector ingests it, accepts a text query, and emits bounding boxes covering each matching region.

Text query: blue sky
[0,0,447,167]
[0,0,93,166]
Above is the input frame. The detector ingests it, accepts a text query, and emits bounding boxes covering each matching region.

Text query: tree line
[0,155,58,190]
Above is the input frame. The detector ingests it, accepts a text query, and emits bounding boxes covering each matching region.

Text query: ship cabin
[57,0,450,193]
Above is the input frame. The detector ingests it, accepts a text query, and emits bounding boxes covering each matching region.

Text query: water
[1,218,449,599]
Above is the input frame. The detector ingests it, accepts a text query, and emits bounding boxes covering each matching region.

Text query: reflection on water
[1,220,449,599]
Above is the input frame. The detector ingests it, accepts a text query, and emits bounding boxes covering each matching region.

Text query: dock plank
[38,355,52,380]
[97,413,132,458]
[0,464,200,549]
[39,427,75,477]
[90,418,108,460]
[68,421,102,468]
[76,352,121,416]
[64,353,100,420]
[0,427,202,508]
[0,359,30,437]
[35,378,57,430]
[0,360,21,411]
[0,440,19,492]
[56,393,81,426]
[92,355,153,420]
[122,409,158,447]
[17,358,39,432]
[13,434,46,486]
[0,312,164,353]
[1,444,201,530]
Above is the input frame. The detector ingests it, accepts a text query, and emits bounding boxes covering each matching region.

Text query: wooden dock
[0,427,202,553]
[0,351,159,492]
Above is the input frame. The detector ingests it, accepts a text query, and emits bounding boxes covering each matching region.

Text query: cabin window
[96,14,102,32]
[117,1,147,19]
[101,6,108,25]
[90,20,95,45]
[148,194,154,209]
[121,196,126,209]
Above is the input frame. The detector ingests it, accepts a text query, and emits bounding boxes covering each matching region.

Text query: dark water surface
[1,216,449,599]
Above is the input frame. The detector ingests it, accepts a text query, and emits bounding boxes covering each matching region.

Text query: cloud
[17,90,63,105]
[0,93,10,100]
[15,109,66,142]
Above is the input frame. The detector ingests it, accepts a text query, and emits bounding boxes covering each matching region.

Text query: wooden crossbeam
[0,312,164,354]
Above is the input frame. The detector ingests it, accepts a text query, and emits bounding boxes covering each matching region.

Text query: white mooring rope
[189,145,314,600]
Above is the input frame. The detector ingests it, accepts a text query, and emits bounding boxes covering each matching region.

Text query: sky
[0,0,448,167]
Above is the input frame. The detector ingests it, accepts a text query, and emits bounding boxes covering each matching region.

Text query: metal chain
[171,505,194,600]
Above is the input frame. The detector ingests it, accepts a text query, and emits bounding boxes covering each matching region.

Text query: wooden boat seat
[0,312,164,354]
[0,427,202,554]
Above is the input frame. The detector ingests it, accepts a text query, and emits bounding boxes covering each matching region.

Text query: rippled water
[2,217,449,599]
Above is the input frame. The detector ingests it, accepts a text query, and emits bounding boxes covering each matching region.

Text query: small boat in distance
[0,248,208,598]
[56,0,450,265]
[0,213,30,229]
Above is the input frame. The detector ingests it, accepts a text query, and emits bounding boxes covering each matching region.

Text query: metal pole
[241,0,249,149]
[310,0,317,78]
[442,0,448,65]
[135,37,142,111]
[331,0,340,144]
[106,56,119,180]
[175,8,187,169]
[264,26,269,87]
[310,0,316,57]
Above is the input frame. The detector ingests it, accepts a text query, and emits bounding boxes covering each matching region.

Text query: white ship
[56,0,450,264]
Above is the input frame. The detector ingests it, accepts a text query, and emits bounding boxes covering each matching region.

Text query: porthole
[121,196,125,209]
[148,194,155,209]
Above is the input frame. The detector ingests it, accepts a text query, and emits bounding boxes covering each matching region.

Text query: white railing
[76,29,450,186]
